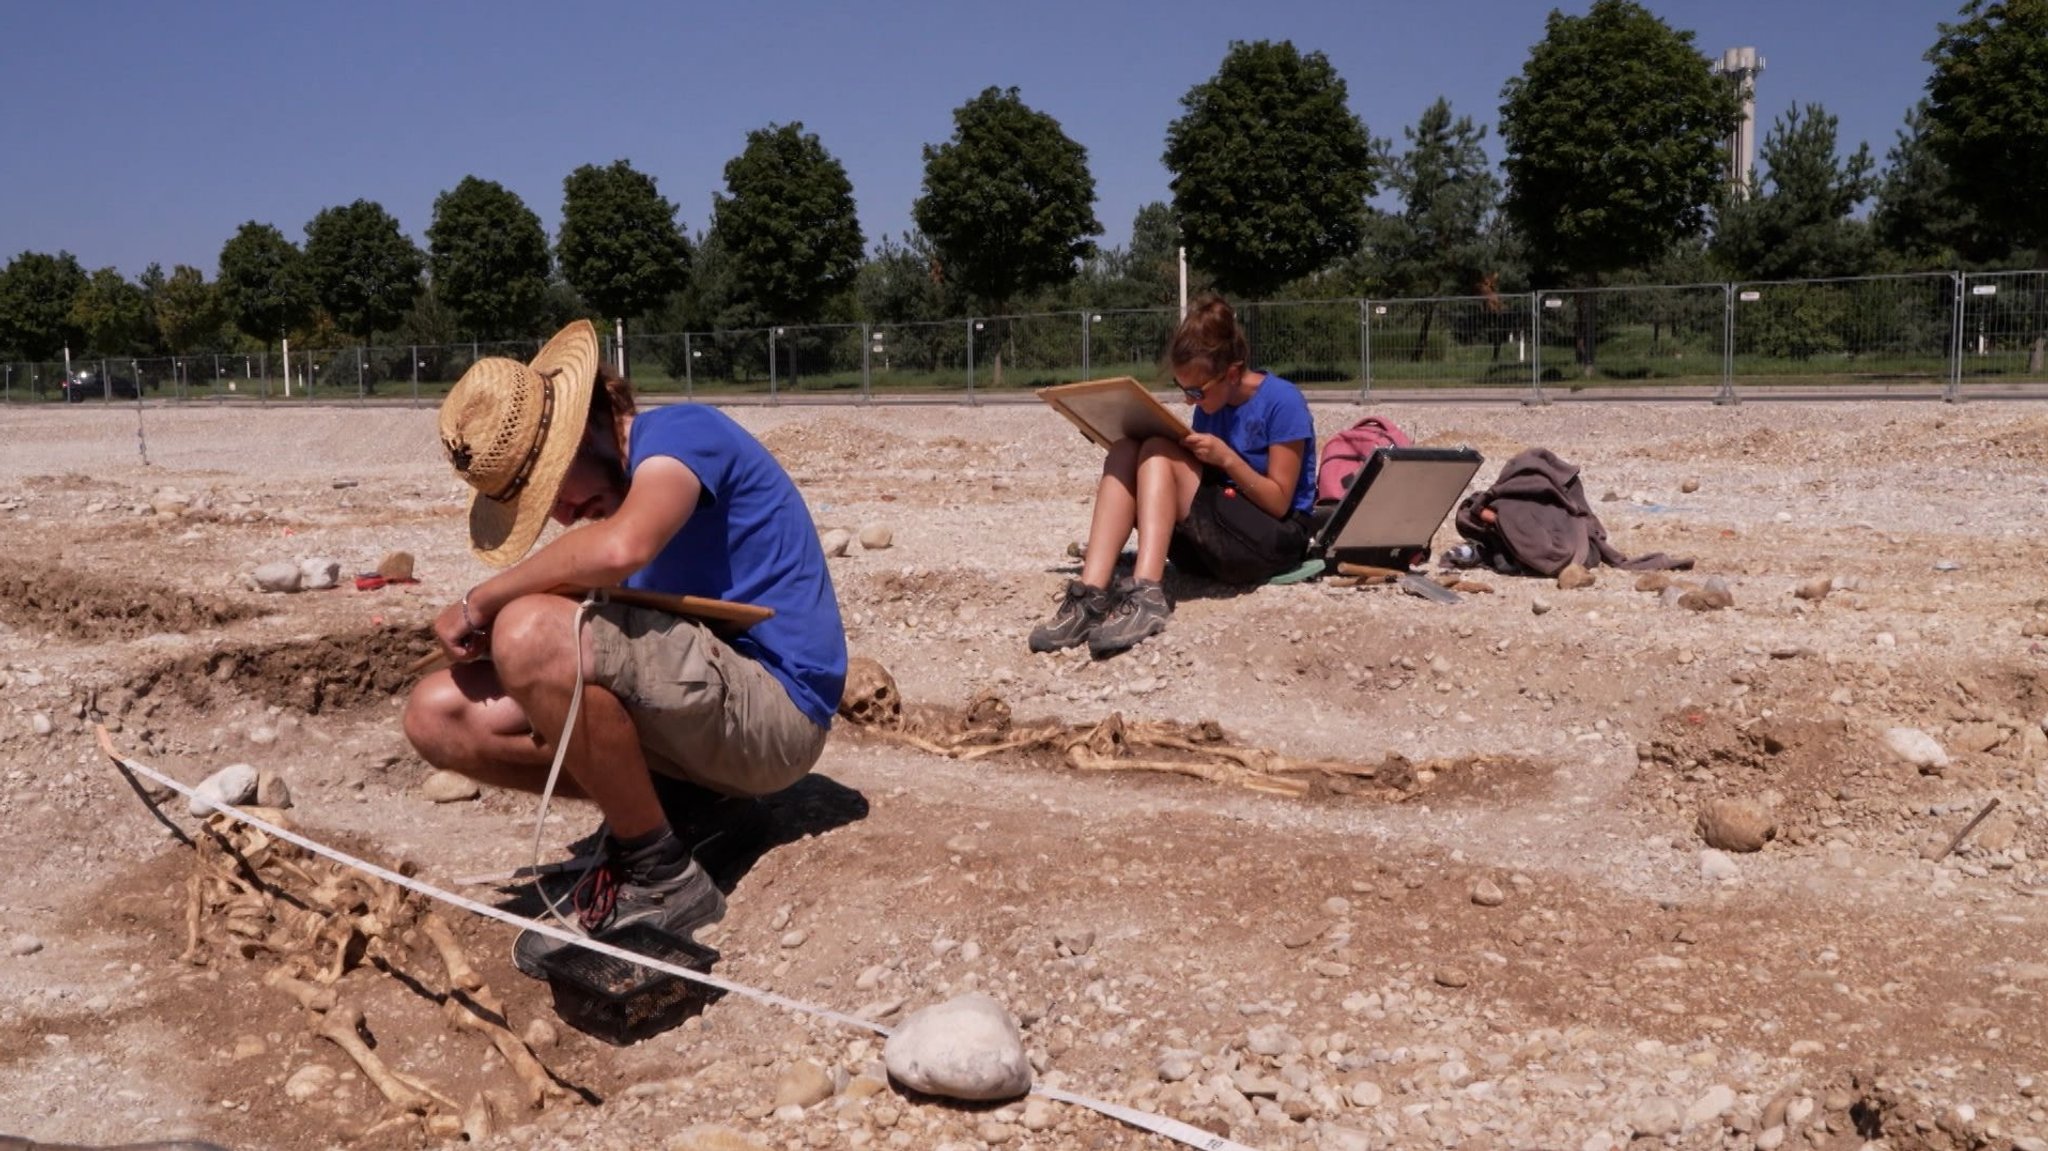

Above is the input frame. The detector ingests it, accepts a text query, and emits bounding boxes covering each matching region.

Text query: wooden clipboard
[1037,377,1193,451]
[405,586,772,677]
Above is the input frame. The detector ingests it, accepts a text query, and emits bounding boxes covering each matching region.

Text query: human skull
[839,656,903,728]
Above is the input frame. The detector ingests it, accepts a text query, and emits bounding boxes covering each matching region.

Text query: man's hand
[432,600,489,664]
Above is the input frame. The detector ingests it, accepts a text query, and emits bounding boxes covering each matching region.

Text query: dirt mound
[0,557,262,639]
[106,625,432,721]
[755,417,911,464]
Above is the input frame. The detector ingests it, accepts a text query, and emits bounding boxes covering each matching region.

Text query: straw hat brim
[466,320,601,566]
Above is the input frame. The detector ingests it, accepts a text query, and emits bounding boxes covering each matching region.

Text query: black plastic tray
[538,923,720,1045]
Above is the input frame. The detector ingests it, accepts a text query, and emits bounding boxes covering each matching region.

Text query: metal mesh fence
[7,270,2048,405]
[1730,274,1953,394]
[1534,285,1726,395]
[1368,293,1535,392]
[1961,271,2048,387]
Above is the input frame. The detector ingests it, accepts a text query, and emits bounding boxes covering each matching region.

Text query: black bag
[1173,482,1308,584]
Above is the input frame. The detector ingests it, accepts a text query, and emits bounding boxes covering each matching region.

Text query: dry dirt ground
[2,397,2048,1151]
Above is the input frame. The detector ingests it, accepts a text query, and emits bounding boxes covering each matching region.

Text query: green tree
[913,86,1101,315]
[426,176,551,340]
[68,268,151,357]
[558,159,693,340]
[303,200,426,343]
[1122,202,1183,307]
[1924,0,2048,260]
[1164,41,1376,301]
[1364,98,1503,358]
[1872,103,1995,268]
[1712,104,1878,281]
[217,223,313,344]
[155,265,226,355]
[0,250,88,361]
[713,122,865,326]
[1499,0,1740,368]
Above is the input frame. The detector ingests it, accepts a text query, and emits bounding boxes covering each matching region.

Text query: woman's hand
[1181,432,1238,470]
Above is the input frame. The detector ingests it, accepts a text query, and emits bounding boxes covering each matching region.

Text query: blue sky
[0,1,1944,279]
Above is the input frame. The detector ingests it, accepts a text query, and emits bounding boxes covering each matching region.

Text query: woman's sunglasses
[1179,368,1231,402]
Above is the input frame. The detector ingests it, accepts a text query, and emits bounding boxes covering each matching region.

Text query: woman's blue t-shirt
[622,406,847,727]
[1190,372,1318,514]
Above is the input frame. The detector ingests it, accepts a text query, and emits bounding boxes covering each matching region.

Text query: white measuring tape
[99,731,1262,1151]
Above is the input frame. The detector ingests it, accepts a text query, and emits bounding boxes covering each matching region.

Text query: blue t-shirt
[1190,371,1318,514]
[622,406,847,727]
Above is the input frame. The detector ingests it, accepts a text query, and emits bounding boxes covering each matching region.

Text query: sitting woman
[1030,294,1317,658]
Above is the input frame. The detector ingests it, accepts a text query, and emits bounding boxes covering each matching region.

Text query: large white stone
[189,763,260,815]
[251,561,302,593]
[1883,727,1949,771]
[883,993,1031,1101]
[299,557,341,590]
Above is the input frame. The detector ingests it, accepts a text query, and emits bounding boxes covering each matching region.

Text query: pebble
[376,551,415,581]
[9,933,44,957]
[773,1060,834,1109]
[283,1063,336,1103]
[1686,1084,1737,1126]
[1433,967,1471,988]
[820,528,853,558]
[1054,927,1096,956]
[1156,1051,1198,1082]
[1934,559,1963,572]
[1556,563,1596,590]
[1531,597,1553,616]
[1319,1125,1374,1151]
[1020,1097,1057,1131]
[1678,576,1735,612]
[420,770,481,803]
[670,1126,771,1151]
[1794,576,1834,601]
[1697,798,1775,852]
[188,763,259,816]
[883,994,1032,1101]
[1635,572,1673,593]
[858,524,894,550]
[30,712,52,737]
[255,770,292,809]
[1756,1125,1787,1150]
[780,929,809,949]
[1632,1098,1683,1137]
[1681,478,1700,493]
[1346,1080,1383,1108]
[1470,878,1506,907]
[1247,1024,1297,1057]
[1699,849,1741,882]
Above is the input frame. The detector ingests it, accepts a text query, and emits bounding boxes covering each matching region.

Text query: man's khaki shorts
[587,604,828,798]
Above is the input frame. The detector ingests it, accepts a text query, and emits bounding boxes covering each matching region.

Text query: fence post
[684,332,695,400]
[1947,271,1965,403]
[860,323,872,403]
[967,319,978,406]
[1528,295,1545,405]
[1079,311,1090,376]
[410,345,420,408]
[769,328,779,406]
[1358,298,1372,404]
[1715,283,1739,406]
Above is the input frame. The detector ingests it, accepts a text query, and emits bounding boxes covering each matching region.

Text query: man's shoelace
[571,861,623,932]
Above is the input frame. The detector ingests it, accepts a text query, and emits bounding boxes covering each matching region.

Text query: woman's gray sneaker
[1087,579,1171,656]
[1029,579,1114,652]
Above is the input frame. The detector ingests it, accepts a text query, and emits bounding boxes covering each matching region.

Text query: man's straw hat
[436,320,600,566]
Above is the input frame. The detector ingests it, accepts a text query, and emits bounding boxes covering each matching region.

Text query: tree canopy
[302,200,425,342]
[1873,102,2006,268]
[1164,40,1377,300]
[1924,0,2048,258]
[217,222,313,344]
[155,265,226,355]
[1711,104,1878,281]
[1499,0,1741,285]
[427,177,552,340]
[69,267,151,357]
[713,123,865,326]
[1368,98,1502,297]
[913,86,1101,313]
[558,160,692,328]
[0,251,88,361]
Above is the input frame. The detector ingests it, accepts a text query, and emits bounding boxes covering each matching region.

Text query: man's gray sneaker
[512,833,726,978]
[1087,578,1171,657]
[1029,579,1114,653]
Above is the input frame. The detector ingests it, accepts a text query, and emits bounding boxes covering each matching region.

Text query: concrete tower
[1714,47,1765,198]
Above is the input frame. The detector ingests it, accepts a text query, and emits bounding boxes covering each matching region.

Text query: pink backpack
[1316,416,1413,503]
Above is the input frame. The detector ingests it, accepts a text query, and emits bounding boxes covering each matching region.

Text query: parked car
[61,371,144,402]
